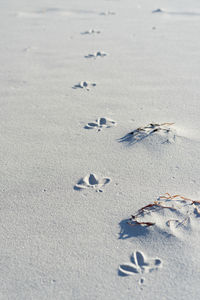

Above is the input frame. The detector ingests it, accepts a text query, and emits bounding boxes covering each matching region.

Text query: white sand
[1,0,200,299]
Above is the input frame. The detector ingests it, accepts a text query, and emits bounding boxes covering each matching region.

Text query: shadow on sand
[118,218,174,240]
[118,218,150,239]
[152,8,200,16]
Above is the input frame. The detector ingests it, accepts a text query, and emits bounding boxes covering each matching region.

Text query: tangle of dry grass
[119,123,175,145]
[128,193,200,228]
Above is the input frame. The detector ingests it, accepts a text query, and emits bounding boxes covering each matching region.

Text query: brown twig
[161,122,175,126]
[159,193,200,205]
[128,220,155,227]
[133,201,177,219]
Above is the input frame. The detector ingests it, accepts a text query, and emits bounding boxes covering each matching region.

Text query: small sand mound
[127,194,200,238]
[119,123,175,145]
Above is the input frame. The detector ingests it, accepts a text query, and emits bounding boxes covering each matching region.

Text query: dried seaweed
[159,193,200,205]
[119,123,175,145]
[128,193,200,228]
[128,220,155,227]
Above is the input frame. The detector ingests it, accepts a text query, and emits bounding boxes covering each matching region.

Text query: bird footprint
[81,29,101,35]
[100,11,116,16]
[74,173,111,192]
[85,51,107,59]
[72,81,96,91]
[119,251,162,276]
[84,117,116,131]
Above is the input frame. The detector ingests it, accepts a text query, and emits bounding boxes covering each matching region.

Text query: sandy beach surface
[1,0,200,299]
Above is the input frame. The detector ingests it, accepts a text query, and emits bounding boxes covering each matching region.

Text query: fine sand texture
[1,0,200,299]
